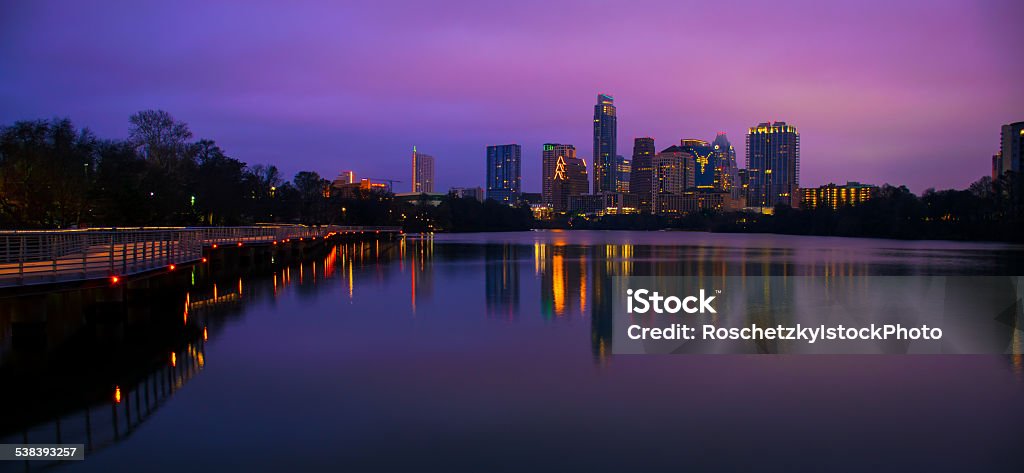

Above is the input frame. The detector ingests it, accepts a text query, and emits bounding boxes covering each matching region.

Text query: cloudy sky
[1,0,1021,193]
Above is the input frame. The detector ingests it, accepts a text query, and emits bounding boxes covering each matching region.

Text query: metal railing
[0,225,400,288]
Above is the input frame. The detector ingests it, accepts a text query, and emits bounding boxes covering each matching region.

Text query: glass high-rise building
[411,147,435,193]
[486,144,522,204]
[593,93,617,193]
[746,121,799,209]
[712,132,738,193]
[737,168,750,204]
[629,137,656,213]
[615,155,631,193]
[679,139,715,189]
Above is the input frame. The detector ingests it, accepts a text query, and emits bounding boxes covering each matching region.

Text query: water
[2,231,1023,472]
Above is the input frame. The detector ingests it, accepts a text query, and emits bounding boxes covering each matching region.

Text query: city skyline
[1,1,1022,193]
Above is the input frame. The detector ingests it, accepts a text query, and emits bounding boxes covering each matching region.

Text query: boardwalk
[0,225,400,288]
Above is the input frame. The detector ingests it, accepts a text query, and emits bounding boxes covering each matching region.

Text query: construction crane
[364,177,403,192]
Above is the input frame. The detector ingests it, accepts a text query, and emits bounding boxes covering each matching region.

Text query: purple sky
[1,0,1021,193]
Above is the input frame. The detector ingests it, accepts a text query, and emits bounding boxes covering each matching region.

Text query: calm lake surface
[2,231,1023,472]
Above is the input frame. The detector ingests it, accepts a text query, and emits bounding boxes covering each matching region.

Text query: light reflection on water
[1,231,1023,472]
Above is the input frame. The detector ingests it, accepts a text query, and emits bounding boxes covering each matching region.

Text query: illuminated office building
[712,133,738,193]
[630,137,656,213]
[650,146,693,214]
[657,191,737,215]
[737,168,750,204]
[568,192,639,216]
[656,145,695,191]
[679,139,715,189]
[542,143,577,207]
[593,94,618,193]
[800,182,878,210]
[616,155,631,193]
[552,153,589,213]
[746,121,800,209]
[411,147,435,193]
[486,144,522,204]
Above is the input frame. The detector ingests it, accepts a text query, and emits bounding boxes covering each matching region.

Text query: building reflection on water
[0,238,406,470]
[485,245,519,319]
[1,233,1021,469]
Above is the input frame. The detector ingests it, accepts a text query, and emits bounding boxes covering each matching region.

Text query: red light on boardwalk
[212,244,218,249]
[237,242,243,247]
[114,386,121,404]
[169,264,176,271]
[201,257,208,263]
[110,276,120,285]
[273,241,278,245]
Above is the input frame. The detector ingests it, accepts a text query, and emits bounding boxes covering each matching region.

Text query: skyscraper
[679,139,715,189]
[552,153,588,213]
[542,143,577,207]
[737,168,750,204]
[615,155,631,193]
[995,121,1024,176]
[746,121,800,209]
[657,145,695,190]
[486,144,522,204]
[711,132,738,193]
[649,146,692,214]
[411,147,435,193]
[593,93,617,193]
[630,137,656,213]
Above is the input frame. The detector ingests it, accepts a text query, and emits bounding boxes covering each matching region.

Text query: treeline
[0,111,325,227]
[404,196,536,232]
[0,111,536,232]
[673,179,1024,241]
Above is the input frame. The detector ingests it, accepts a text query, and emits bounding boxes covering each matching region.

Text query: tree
[194,140,247,225]
[293,171,329,224]
[126,110,199,224]
[0,118,96,227]
[128,110,193,166]
[90,140,149,225]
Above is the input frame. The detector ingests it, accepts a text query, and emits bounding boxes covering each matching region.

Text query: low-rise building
[800,182,878,210]
[449,186,484,202]
[568,192,640,216]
